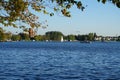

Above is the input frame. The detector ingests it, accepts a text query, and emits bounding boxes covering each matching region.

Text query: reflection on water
[0,42,120,80]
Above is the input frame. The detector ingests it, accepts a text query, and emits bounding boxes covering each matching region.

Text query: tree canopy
[0,0,120,30]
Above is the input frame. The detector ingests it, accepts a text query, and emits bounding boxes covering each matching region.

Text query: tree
[67,35,76,41]
[19,33,30,41]
[0,28,5,41]
[98,0,120,7]
[76,34,88,41]
[0,0,119,30]
[117,36,120,41]
[45,31,63,41]
[4,32,12,41]
[0,0,84,29]
[88,33,94,41]
[34,35,42,41]
[11,35,21,41]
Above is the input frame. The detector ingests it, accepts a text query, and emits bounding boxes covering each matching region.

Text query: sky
[36,0,120,36]
[2,0,120,36]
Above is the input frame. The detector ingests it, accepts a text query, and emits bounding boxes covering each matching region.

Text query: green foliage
[0,0,84,29]
[0,28,12,41]
[117,36,120,41]
[0,30,119,42]
[76,33,97,41]
[45,31,63,41]
[76,35,88,41]
[67,35,76,41]
[19,33,30,41]
[98,0,120,8]
[11,35,21,41]
[1,0,119,30]
[4,32,12,40]
[0,30,6,41]
[34,35,43,41]
[88,33,95,41]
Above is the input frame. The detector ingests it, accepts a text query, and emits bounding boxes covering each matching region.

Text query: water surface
[0,42,120,80]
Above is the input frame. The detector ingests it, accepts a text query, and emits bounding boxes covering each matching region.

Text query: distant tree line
[45,31,63,41]
[75,33,97,41]
[117,36,120,41]
[0,28,120,42]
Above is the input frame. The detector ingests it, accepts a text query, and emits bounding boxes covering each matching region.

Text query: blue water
[0,42,120,80]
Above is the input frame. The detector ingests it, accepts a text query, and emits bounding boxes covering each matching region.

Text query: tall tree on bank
[0,0,120,30]
[45,31,63,41]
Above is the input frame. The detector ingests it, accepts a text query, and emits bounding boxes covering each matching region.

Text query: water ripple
[0,42,120,80]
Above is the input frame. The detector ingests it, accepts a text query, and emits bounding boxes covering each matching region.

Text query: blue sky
[2,0,120,36]
[36,0,120,36]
